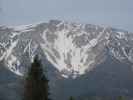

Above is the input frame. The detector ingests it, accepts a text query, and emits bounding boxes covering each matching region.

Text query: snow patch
[89,39,97,47]
[116,32,125,39]
[6,55,22,76]
[41,28,99,78]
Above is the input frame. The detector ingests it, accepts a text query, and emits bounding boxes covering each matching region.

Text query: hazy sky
[0,0,133,31]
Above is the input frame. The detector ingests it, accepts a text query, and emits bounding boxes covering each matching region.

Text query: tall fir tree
[117,96,125,100]
[69,96,75,100]
[23,55,50,100]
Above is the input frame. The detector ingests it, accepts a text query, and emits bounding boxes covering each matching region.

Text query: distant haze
[0,0,133,32]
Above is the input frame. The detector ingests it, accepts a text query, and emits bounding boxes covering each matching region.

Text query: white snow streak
[5,40,18,60]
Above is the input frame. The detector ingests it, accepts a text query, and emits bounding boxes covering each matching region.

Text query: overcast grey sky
[0,0,133,31]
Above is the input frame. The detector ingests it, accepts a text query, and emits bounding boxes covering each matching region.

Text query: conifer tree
[69,96,75,100]
[118,96,125,100]
[23,55,50,100]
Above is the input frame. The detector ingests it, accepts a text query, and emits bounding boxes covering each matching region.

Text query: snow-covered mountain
[0,20,133,78]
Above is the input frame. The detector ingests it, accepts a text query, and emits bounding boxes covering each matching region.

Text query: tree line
[23,56,129,100]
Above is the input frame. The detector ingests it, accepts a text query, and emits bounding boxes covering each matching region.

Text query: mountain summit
[0,20,133,78]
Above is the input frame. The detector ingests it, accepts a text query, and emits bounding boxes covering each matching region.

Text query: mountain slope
[0,20,133,78]
[1,20,133,100]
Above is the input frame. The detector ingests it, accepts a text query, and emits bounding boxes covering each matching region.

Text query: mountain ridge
[0,19,133,78]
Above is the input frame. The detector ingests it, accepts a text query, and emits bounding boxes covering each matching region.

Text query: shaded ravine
[50,54,133,100]
[1,53,133,100]
[0,62,22,100]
